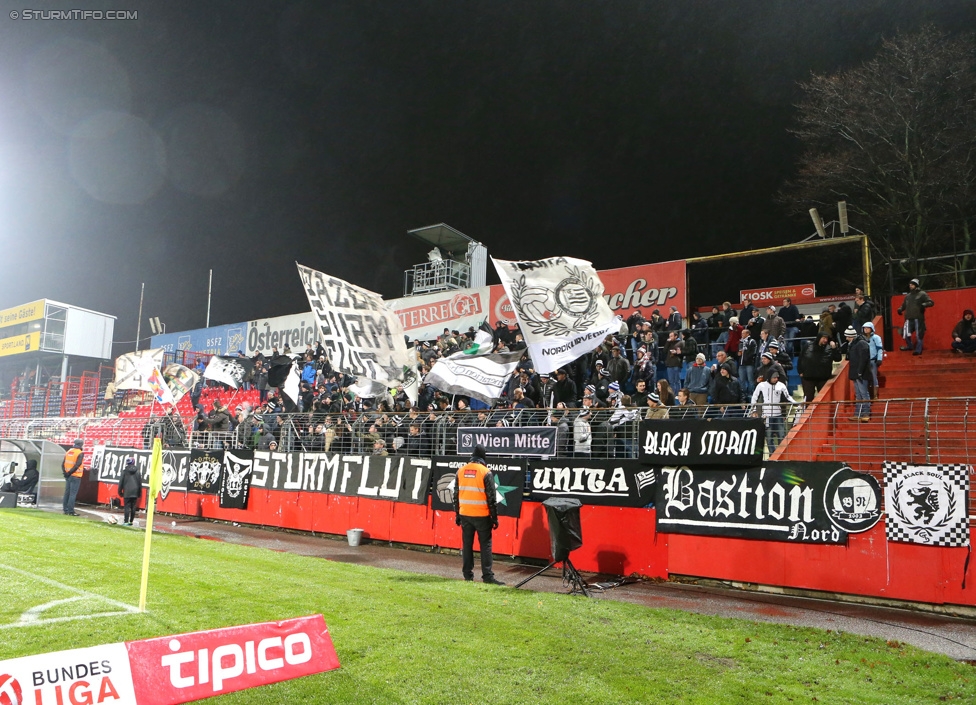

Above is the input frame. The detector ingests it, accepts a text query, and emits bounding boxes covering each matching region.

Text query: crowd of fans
[139,281,972,459]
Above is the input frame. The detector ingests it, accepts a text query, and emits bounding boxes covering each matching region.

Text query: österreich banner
[639,418,766,467]
[527,459,655,507]
[456,426,557,457]
[296,263,413,387]
[655,462,870,544]
[96,448,433,505]
[430,456,525,517]
[492,256,623,375]
[0,616,339,705]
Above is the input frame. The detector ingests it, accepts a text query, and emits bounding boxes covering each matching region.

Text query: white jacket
[751,380,793,419]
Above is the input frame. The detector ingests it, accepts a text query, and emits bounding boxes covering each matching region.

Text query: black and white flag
[203,355,254,389]
[297,263,413,387]
[219,450,253,509]
[114,348,165,391]
[425,349,524,404]
[492,256,623,375]
[883,462,971,547]
[188,449,223,494]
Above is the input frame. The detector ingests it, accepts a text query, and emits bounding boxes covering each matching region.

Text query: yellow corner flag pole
[139,437,163,612]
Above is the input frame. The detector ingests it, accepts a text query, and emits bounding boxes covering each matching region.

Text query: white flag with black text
[492,256,623,375]
[297,263,413,387]
[425,349,525,404]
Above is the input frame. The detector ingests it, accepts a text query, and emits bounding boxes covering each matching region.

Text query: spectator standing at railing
[573,406,592,458]
[630,347,655,391]
[607,345,630,386]
[537,372,556,408]
[852,295,875,329]
[762,305,786,341]
[656,379,676,407]
[711,349,738,379]
[723,317,742,358]
[632,379,650,407]
[664,331,684,392]
[645,392,669,419]
[897,278,935,355]
[797,334,840,403]
[751,369,792,452]
[101,380,117,416]
[552,368,577,408]
[861,321,884,399]
[747,308,765,342]
[252,360,269,404]
[951,310,976,354]
[709,362,744,415]
[672,388,698,419]
[779,298,801,355]
[818,307,835,341]
[666,306,683,331]
[737,328,758,397]
[685,353,711,405]
[845,326,872,422]
[833,302,853,344]
[755,350,787,390]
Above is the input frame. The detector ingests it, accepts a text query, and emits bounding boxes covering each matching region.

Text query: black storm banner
[640,418,766,467]
[456,426,558,457]
[527,459,655,507]
[430,456,525,517]
[654,462,874,544]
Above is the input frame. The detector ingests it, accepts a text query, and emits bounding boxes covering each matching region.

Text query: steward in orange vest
[452,444,504,585]
[62,438,84,516]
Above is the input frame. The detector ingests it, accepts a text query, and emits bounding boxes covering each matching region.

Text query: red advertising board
[0,616,339,705]
[488,259,687,326]
[740,283,817,306]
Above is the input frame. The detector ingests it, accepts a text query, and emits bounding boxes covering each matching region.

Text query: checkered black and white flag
[883,462,971,547]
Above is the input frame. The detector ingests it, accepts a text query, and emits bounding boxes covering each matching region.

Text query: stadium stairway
[775,348,976,476]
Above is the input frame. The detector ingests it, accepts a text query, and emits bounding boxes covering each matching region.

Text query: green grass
[0,510,973,704]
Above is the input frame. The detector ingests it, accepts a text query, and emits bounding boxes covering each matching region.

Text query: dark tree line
[783,26,976,289]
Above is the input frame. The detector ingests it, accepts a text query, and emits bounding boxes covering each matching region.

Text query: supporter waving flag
[492,256,623,374]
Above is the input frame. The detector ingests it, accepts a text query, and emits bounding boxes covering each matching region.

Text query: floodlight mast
[838,201,849,234]
[809,208,829,239]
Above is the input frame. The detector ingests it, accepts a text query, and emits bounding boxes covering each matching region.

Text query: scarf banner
[883,462,971,546]
[456,425,557,457]
[527,459,655,507]
[425,349,524,404]
[0,616,340,705]
[203,355,254,389]
[430,456,525,517]
[94,446,190,500]
[114,348,165,391]
[296,263,413,387]
[219,450,252,509]
[248,451,432,504]
[639,418,766,467]
[492,256,623,375]
[655,462,876,543]
[188,449,223,494]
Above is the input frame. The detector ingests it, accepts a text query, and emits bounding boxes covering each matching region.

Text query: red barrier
[890,285,976,352]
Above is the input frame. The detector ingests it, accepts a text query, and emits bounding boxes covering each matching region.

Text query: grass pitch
[0,510,973,704]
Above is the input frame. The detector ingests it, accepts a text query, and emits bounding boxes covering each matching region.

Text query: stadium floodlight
[809,208,828,239]
[838,201,849,234]
[149,317,165,335]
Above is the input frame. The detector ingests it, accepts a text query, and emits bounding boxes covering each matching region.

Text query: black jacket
[798,340,840,381]
[847,336,871,381]
[9,459,39,493]
[118,465,143,500]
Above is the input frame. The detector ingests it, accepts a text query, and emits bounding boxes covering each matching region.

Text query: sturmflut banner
[297,263,413,387]
[527,459,655,507]
[96,447,432,505]
[639,418,766,467]
[456,426,557,457]
[430,456,525,517]
[654,462,874,544]
[492,256,623,375]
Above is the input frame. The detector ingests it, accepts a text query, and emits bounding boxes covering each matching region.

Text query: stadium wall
[94,478,975,607]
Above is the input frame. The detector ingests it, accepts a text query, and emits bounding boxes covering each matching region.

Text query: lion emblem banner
[883,462,970,547]
[492,256,623,374]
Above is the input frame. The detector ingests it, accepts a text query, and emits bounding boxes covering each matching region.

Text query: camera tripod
[514,555,590,597]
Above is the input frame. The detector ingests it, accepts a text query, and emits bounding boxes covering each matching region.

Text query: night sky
[1,1,975,350]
